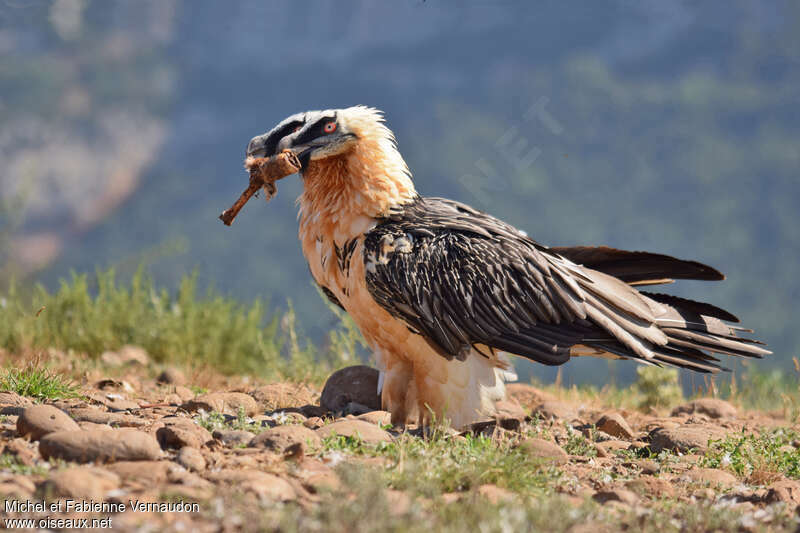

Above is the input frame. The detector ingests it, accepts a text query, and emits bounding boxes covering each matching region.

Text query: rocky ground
[0,347,799,532]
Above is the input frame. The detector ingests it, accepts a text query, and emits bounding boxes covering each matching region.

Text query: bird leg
[218,149,302,226]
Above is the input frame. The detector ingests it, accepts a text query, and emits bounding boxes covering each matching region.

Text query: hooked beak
[246,131,319,168]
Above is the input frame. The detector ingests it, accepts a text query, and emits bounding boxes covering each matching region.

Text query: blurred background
[1,0,798,387]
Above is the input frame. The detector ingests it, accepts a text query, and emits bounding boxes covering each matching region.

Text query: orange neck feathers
[297,116,416,239]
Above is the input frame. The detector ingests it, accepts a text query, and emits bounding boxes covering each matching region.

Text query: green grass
[0,268,359,383]
[0,363,79,400]
[0,454,49,476]
[208,461,798,533]
[318,429,563,498]
[701,427,800,482]
[561,425,597,457]
[194,407,266,435]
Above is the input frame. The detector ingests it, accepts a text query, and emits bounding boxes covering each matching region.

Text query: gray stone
[320,365,381,413]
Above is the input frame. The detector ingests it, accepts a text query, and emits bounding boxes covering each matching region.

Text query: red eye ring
[324,122,337,134]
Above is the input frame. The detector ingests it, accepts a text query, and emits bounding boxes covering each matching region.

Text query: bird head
[247,106,416,219]
[246,106,391,168]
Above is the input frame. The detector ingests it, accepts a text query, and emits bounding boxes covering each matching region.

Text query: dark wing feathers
[641,291,740,323]
[364,197,769,373]
[550,245,724,285]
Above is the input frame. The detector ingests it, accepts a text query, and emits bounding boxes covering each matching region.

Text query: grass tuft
[0,362,79,400]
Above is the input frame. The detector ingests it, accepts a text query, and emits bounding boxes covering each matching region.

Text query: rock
[495,400,527,422]
[532,400,578,421]
[516,438,568,463]
[671,399,737,419]
[505,383,556,408]
[0,391,34,415]
[649,426,726,453]
[174,386,195,402]
[303,417,325,430]
[320,365,381,413]
[68,408,147,427]
[0,474,37,498]
[212,429,255,447]
[299,404,329,418]
[764,480,800,506]
[635,460,660,475]
[441,493,461,504]
[263,411,307,425]
[386,489,413,514]
[694,488,717,501]
[296,459,340,492]
[595,412,635,440]
[167,467,212,489]
[625,477,675,498]
[100,345,150,366]
[78,421,115,431]
[17,405,80,440]
[106,460,171,484]
[595,440,630,458]
[250,383,317,409]
[164,393,183,405]
[183,392,259,417]
[43,467,120,500]
[156,367,186,385]
[683,468,738,487]
[156,417,213,449]
[593,489,639,506]
[357,410,392,426]
[316,419,393,444]
[478,484,514,504]
[1,438,37,466]
[39,428,162,462]
[176,447,206,472]
[251,425,322,452]
[207,470,296,501]
[94,378,136,392]
[86,392,140,411]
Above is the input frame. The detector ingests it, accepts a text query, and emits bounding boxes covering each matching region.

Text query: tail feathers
[581,293,769,373]
[662,328,770,359]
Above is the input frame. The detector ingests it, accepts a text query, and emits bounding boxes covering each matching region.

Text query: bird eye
[323,122,337,134]
[293,125,301,132]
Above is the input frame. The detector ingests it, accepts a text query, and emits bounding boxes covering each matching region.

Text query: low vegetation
[0,362,79,401]
[1,269,799,532]
[2,269,798,412]
[702,428,800,482]
[0,269,359,383]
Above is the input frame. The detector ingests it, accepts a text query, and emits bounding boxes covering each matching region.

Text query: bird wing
[363,197,768,372]
[549,245,724,286]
